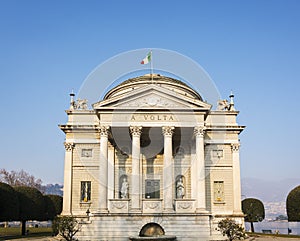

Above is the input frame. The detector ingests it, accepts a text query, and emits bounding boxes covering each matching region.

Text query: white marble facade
[59,74,245,240]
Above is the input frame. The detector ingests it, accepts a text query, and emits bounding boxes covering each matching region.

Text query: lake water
[245,221,300,235]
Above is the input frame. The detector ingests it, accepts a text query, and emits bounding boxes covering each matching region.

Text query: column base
[61,211,72,216]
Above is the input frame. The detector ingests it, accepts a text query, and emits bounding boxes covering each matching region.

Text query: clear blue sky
[0,0,299,184]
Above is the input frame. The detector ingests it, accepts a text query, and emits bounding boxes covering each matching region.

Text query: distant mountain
[44,183,63,196]
[241,178,300,202]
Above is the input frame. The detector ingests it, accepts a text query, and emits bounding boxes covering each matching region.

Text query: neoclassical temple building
[60,74,245,240]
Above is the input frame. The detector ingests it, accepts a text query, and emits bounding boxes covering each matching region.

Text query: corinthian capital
[64,142,74,151]
[99,125,110,137]
[130,126,142,137]
[231,143,240,152]
[194,126,205,137]
[162,126,174,136]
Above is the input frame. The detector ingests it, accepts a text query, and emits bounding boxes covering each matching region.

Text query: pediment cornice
[93,84,211,111]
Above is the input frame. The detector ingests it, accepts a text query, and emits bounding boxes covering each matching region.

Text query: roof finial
[70,90,75,110]
[229,90,235,111]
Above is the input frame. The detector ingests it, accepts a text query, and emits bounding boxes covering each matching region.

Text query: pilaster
[98,126,109,212]
[62,142,74,215]
[194,126,207,212]
[231,143,243,214]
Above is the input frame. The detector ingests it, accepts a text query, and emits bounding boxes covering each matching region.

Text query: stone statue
[76,98,88,110]
[176,177,185,199]
[217,99,229,111]
[120,178,129,199]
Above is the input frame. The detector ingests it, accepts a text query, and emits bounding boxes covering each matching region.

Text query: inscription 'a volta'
[130,114,174,121]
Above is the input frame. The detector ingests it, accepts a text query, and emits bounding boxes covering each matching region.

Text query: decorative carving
[145,202,160,209]
[143,200,162,213]
[99,126,109,137]
[162,126,174,136]
[109,200,129,213]
[130,126,142,137]
[212,150,223,159]
[217,99,229,111]
[177,202,192,209]
[175,200,195,212]
[111,201,127,209]
[75,98,88,110]
[194,126,205,137]
[231,143,240,152]
[64,142,74,151]
[120,96,185,108]
[81,149,92,158]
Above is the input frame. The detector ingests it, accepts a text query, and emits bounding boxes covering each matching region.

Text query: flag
[140,51,152,64]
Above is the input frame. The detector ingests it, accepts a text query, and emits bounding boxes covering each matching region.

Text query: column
[98,126,109,212]
[232,143,242,214]
[62,142,74,215]
[162,126,174,211]
[107,143,115,200]
[194,126,207,212]
[130,126,142,211]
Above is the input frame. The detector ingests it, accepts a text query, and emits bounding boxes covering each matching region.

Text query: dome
[103,74,202,101]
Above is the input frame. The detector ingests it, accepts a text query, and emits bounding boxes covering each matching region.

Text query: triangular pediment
[93,84,211,110]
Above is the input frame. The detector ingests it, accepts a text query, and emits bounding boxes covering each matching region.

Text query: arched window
[139,222,165,237]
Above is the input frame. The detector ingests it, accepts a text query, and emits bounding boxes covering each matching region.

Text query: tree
[0,169,43,192]
[52,216,80,241]
[286,185,300,221]
[218,218,246,241]
[44,194,63,220]
[0,182,19,221]
[242,198,265,232]
[14,186,46,235]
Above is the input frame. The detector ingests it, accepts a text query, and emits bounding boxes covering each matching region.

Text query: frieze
[130,114,175,122]
[120,96,186,108]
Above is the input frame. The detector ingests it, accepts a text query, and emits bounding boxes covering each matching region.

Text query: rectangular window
[214,181,225,203]
[145,179,160,199]
[81,181,91,202]
[81,149,93,158]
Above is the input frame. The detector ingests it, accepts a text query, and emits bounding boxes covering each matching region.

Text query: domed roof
[103,74,202,101]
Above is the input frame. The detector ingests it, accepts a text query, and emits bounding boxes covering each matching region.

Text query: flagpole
[150,50,153,83]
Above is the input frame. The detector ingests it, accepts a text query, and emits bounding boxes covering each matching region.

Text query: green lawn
[0,227,53,240]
